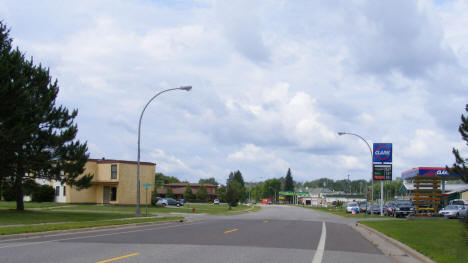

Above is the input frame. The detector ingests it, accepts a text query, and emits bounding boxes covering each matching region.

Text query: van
[449,199,468,206]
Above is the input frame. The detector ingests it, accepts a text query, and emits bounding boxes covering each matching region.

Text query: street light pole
[338,132,375,216]
[136,86,192,216]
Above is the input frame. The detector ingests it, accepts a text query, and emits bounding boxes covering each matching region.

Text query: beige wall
[117,163,154,205]
[462,191,468,200]
[66,160,155,205]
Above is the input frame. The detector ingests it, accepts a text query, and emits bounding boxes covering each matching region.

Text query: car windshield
[445,205,458,210]
[395,201,412,206]
[347,202,358,206]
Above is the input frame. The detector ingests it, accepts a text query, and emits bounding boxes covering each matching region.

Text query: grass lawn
[0,216,183,235]
[0,201,69,209]
[50,203,260,215]
[301,206,384,218]
[0,210,139,225]
[360,219,468,263]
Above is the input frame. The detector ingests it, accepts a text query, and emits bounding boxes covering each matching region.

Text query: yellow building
[61,158,155,205]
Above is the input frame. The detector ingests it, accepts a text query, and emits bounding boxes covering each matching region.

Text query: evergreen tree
[196,184,208,202]
[447,104,468,183]
[227,170,246,202]
[284,168,294,191]
[0,22,92,211]
[183,184,194,201]
[225,180,242,209]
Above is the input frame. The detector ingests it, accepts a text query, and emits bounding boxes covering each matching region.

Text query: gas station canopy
[401,167,462,180]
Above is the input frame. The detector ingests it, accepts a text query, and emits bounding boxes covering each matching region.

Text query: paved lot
[0,205,393,263]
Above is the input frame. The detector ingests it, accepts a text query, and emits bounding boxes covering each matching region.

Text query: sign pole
[380,181,384,216]
[146,187,148,217]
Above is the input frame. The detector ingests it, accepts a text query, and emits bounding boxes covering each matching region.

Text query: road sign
[142,183,152,189]
[373,164,392,180]
[373,143,392,163]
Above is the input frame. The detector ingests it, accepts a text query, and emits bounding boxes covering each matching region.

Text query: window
[55,186,60,196]
[111,165,117,179]
[63,186,66,196]
[110,187,117,201]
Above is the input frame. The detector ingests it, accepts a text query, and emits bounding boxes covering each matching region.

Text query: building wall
[66,160,155,205]
[117,163,154,205]
[462,191,468,200]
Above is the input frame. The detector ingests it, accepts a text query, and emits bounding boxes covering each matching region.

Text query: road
[0,205,393,263]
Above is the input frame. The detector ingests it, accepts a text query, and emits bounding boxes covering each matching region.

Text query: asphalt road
[0,205,392,263]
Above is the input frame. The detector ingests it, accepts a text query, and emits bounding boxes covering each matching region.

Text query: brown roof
[163,183,217,187]
[88,158,156,166]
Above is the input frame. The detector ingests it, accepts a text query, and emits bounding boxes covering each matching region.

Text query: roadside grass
[49,203,260,215]
[0,216,183,235]
[0,210,138,225]
[0,201,69,209]
[360,219,468,263]
[301,206,384,218]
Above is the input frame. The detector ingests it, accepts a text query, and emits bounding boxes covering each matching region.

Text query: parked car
[367,204,382,215]
[393,199,415,218]
[151,196,161,205]
[439,205,466,219]
[384,201,396,216]
[346,202,359,213]
[178,199,185,206]
[358,202,369,213]
[213,199,220,205]
[156,198,180,207]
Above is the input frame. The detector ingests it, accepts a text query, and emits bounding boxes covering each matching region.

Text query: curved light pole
[136,86,192,216]
[337,132,375,216]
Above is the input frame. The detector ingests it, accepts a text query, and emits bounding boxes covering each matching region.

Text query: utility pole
[347,174,350,193]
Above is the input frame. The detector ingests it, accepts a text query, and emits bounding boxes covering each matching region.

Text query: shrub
[32,185,55,202]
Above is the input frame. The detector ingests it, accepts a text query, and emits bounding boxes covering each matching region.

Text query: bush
[32,185,55,202]
[1,184,16,201]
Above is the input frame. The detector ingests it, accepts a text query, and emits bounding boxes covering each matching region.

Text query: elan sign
[373,143,392,163]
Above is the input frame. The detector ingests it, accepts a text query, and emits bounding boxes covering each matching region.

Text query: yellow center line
[224,228,238,234]
[95,253,139,263]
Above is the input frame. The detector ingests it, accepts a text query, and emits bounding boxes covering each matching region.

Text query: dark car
[151,196,161,205]
[367,204,382,215]
[393,200,415,218]
[358,202,368,213]
[178,199,185,206]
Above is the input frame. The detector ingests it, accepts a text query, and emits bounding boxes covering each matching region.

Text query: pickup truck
[393,200,415,218]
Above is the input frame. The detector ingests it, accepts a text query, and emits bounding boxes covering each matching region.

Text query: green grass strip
[300,205,383,218]
[0,216,183,235]
[360,219,468,263]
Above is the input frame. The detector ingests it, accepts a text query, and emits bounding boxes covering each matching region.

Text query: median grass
[301,206,383,218]
[0,216,183,235]
[360,219,468,263]
[49,203,260,215]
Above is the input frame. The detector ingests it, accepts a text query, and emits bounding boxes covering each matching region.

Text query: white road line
[311,221,326,263]
[0,221,203,249]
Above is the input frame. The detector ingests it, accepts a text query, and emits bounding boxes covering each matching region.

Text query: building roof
[163,183,217,187]
[403,181,468,193]
[88,158,156,166]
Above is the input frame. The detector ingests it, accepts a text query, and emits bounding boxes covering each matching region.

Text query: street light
[337,132,377,216]
[136,86,192,216]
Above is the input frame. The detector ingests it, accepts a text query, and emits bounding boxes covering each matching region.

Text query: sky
[1,0,467,184]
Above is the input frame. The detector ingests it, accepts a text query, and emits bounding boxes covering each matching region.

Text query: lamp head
[179,86,192,91]
[337,132,346,136]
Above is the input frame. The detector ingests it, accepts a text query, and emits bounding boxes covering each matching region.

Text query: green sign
[142,183,152,189]
[279,191,309,196]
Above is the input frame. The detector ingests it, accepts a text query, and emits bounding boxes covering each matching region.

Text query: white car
[439,205,466,219]
[213,199,220,205]
[346,202,359,213]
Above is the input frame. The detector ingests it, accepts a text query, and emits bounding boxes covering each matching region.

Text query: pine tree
[284,168,294,191]
[0,22,92,211]
[448,104,468,183]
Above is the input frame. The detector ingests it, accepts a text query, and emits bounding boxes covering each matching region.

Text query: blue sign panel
[373,143,392,163]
